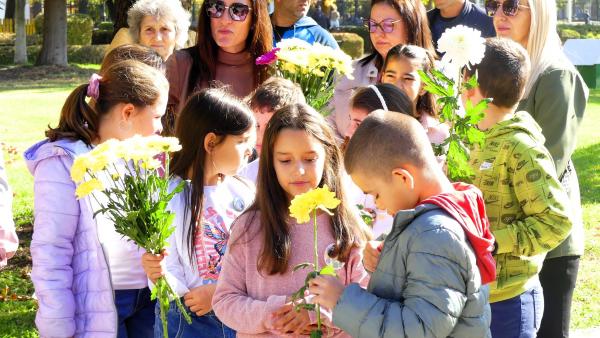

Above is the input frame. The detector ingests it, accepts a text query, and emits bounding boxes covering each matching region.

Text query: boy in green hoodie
[463,38,573,338]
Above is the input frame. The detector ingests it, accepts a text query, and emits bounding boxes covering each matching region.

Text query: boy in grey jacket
[310,111,492,337]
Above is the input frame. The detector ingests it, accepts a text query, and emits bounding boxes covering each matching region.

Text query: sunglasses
[485,0,530,17]
[206,1,252,22]
[364,18,403,33]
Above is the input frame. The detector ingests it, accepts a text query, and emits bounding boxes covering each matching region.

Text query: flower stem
[313,209,321,332]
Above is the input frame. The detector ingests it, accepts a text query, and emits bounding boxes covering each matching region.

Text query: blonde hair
[523,0,574,97]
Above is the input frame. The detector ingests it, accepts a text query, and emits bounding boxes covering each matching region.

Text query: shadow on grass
[573,142,600,205]
[0,64,97,91]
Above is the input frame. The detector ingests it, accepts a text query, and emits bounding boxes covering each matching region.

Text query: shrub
[67,14,94,45]
[559,28,581,41]
[338,25,372,53]
[332,32,364,59]
[33,13,94,46]
[97,21,114,31]
[0,44,107,65]
[92,29,114,45]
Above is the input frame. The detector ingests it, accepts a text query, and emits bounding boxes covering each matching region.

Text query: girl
[212,103,370,337]
[380,44,449,145]
[141,88,256,338]
[24,60,169,338]
[488,0,587,336]
[329,0,435,139]
[343,83,414,239]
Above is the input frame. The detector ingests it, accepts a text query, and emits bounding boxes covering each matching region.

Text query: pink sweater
[212,211,369,337]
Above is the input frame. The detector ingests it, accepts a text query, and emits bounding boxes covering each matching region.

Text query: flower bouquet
[256,38,354,115]
[288,185,341,338]
[71,135,191,338]
[418,25,490,182]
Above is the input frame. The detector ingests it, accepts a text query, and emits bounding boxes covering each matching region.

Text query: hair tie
[368,85,388,111]
[86,73,102,100]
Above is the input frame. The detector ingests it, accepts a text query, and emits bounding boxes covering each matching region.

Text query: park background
[0,0,599,337]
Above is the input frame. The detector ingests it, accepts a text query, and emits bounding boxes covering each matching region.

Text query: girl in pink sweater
[212,103,370,337]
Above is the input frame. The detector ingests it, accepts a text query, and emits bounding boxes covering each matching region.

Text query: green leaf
[310,329,323,338]
[319,265,336,276]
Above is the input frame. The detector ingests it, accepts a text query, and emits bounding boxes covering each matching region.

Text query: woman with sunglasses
[163,0,272,135]
[487,1,588,337]
[328,0,435,139]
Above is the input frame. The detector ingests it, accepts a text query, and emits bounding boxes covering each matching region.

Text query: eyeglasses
[364,18,403,33]
[485,0,530,17]
[206,1,252,22]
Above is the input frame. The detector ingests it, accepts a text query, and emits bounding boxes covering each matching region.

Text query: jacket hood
[293,16,320,28]
[418,182,496,284]
[485,111,545,143]
[24,138,92,176]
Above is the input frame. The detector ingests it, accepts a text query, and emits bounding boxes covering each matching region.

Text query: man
[428,0,495,51]
[271,0,339,48]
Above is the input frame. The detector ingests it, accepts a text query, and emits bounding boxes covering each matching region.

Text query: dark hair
[101,44,165,73]
[170,88,255,261]
[359,0,436,71]
[246,77,306,112]
[383,44,437,118]
[46,60,168,146]
[345,110,436,177]
[188,0,273,94]
[246,103,368,275]
[351,83,415,117]
[465,38,530,108]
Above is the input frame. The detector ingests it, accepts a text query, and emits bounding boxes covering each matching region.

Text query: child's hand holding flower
[309,275,345,310]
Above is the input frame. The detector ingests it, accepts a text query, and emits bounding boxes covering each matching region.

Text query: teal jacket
[517,58,588,257]
[332,204,491,338]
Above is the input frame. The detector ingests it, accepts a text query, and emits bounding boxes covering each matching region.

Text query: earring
[211,158,224,184]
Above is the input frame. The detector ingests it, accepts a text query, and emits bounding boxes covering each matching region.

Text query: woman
[488,0,588,337]
[107,0,191,61]
[164,0,272,135]
[329,0,435,139]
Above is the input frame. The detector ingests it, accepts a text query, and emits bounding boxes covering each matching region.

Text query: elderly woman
[328,0,435,139]
[487,0,588,337]
[107,0,190,61]
[164,0,273,135]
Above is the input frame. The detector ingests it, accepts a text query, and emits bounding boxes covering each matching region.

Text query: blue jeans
[491,284,544,338]
[154,299,235,338]
[115,287,156,338]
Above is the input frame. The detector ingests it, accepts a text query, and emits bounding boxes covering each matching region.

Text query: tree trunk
[5,0,15,19]
[113,0,135,34]
[180,0,192,11]
[37,0,67,66]
[14,0,27,64]
[105,0,116,22]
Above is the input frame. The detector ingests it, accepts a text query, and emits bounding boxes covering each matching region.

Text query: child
[141,88,256,338]
[212,103,370,337]
[309,111,494,337]
[344,83,414,238]
[24,60,169,338]
[381,44,449,145]
[1,151,18,268]
[462,38,573,338]
[238,77,305,183]
[101,44,165,73]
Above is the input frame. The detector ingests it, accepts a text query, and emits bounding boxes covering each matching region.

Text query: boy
[310,110,493,337]
[239,77,305,182]
[462,38,573,337]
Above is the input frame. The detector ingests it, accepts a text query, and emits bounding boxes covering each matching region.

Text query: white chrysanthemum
[437,25,486,69]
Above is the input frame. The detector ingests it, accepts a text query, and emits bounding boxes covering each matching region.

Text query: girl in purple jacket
[24,60,168,338]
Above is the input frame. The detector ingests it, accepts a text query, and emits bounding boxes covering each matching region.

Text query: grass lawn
[0,68,599,336]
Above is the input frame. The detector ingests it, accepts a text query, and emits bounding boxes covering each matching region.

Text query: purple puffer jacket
[25,139,117,338]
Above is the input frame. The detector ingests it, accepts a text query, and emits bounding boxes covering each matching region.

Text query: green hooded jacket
[469,111,573,302]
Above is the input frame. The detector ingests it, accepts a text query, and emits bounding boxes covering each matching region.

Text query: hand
[270,303,311,335]
[183,284,216,317]
[363,240,382,273]
[309,275,345,310]
[141,250,168,284]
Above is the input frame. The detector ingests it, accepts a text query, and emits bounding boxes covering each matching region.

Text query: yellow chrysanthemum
[141,158,162,171]
[289,185,340,224]
[75,178,104,199]
[71,154,92,182]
